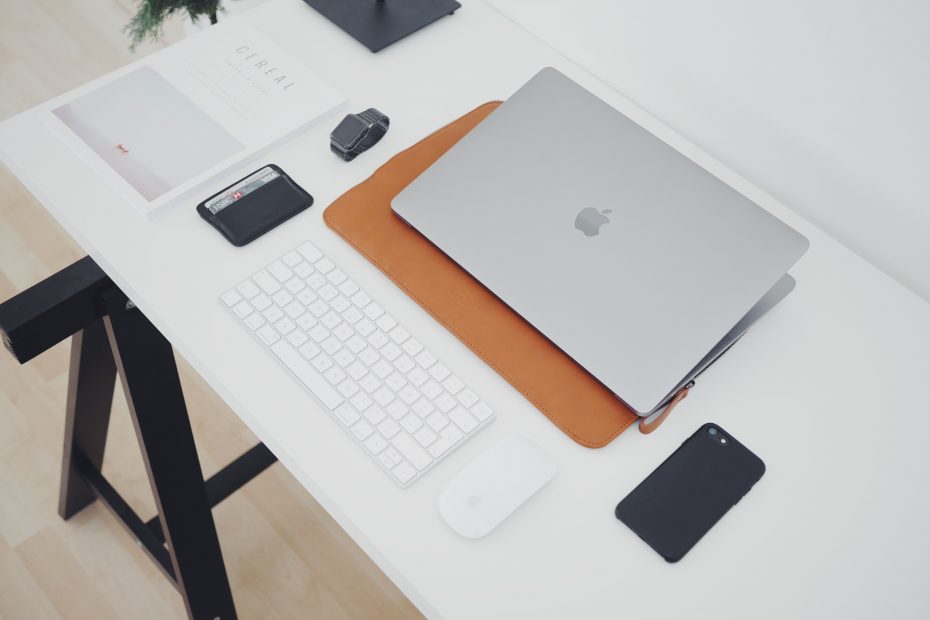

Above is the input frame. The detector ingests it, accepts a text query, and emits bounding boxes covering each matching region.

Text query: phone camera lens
[707,427,718,437]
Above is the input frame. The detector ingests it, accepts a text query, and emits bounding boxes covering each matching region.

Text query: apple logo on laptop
[574,207,612,237]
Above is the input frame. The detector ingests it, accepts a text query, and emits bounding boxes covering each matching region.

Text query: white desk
[2,0,929,617]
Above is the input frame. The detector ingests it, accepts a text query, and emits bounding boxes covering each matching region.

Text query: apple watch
[329,108,390,162]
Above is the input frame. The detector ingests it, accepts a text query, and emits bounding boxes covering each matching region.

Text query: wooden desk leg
[58,318,117,519]
[102,293,237,620]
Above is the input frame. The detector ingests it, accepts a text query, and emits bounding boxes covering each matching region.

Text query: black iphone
[615,423,765,562]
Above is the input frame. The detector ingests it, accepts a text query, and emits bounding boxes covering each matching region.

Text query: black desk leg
[103,294,237,620]
[59,317,117,519]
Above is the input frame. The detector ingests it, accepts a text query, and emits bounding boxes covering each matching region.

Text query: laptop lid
[392,68,809,414]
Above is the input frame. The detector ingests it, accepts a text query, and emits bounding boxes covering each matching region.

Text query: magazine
[43,17,345,218]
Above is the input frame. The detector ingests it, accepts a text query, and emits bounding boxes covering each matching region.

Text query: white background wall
[486,0,930,301]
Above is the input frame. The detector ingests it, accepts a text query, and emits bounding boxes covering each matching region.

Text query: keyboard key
[327,269,347,285]
[269,342,342,409]
[272,290,293,307]
[413,427,437,447]
[333,349,355,368]
[263,306,284,323]
[364,302,384,320]
[411,398,434,418]
[402,338,423,356]
[331,296,351,313]
[421,380,443,400]
[392,461,417,484]
[382,343,402,361]
[442,375,465,395]
[321,311,341,329]
[343,307,364,325]
[391,434,431,471]
[425,411,448,431]
[221,289,242,307]
[315,258,335,274]
[386,401,408,420]
[373,386,395,407]
[346,336,367,354]
[251,293,272,311]
[363,406,386,425]
[368,331,389,349]
[296,289,317,306]
[273,317,296,336]
[394,355,415,374]
[355,319,376,337]
[389,326,410,344]
[471,401,493,421]
[449,407,478,433]
[358,374,382,394]
[298,342,321,360]
[378,451,399,469]
[236,280,260,299]
[282,251,302,267]
[407,367,429,387]
[398,385,420,405]
[333,324,354,342]
[429,363,451,382]
[297,241,323,263]
[358,347,380,366]
[318,284,338,301]
[346,361,368,381]
[377,418,400,439]
[283,301,304,318]
[350,420,373,440]
[350,392,373,412]
[339,280,359,296]
[457,389,479,408]
[232,301,252,319]
[244,313,265,331]
[415,350,437,369]
[308,325,329,343]
[385,372,407,392]
[376,314,397,332]
[321,336,342,355]
[309,300,329,317]
[268,260,293,282]
[334,404,360,426]
[428,436,455,459]
[351,291,372,308]
[293,262,314,279]
[372,360,393,379]
[284,278,305,294]
[306,273,326,289]
[434,392,457,413]
[286,330,308,347]
[256,325,280,346]
[337,379,360,398]
[296,313,317,331]
[253,270,281,294]
[400,414,422,433]
[440,424,464,444]
[311,355,333,372]
[324,366,346,386]
[364,434,387,455]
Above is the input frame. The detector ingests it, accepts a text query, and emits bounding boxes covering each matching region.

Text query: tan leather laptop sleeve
[325,102,686,447]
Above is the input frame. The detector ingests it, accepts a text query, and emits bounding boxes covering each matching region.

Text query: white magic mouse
[438,436,557,539]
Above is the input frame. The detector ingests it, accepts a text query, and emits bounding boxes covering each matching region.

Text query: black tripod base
[303,0,461,52]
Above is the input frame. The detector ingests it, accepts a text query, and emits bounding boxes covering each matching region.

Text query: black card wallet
[196,165,313,247]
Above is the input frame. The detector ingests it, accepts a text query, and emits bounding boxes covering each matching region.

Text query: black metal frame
[1,258,278,620]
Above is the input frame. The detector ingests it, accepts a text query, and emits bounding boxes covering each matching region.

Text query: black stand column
[303,0,461,52]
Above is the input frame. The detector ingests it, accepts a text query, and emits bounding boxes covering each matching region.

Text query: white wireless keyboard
[221,241,495,487]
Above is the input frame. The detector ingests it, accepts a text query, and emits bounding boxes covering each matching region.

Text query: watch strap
[332,108,390,162]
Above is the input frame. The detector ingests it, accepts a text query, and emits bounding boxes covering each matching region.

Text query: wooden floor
[0,1,421,618]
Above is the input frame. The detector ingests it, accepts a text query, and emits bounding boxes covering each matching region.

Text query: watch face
[331,115,368,150]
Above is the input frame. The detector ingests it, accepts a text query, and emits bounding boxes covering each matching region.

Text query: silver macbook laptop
[392,68,809,415]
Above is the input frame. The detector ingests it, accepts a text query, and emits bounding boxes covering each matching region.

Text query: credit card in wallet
[204,166,281,215]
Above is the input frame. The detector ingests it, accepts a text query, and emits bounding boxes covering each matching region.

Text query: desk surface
[2,1,929,618]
